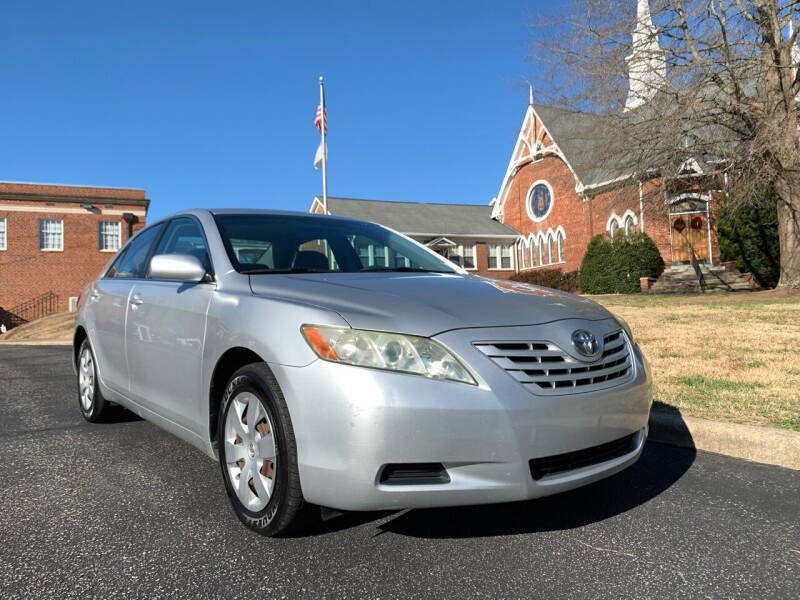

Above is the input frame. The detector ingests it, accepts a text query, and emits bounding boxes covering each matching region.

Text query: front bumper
[272,321,653,511]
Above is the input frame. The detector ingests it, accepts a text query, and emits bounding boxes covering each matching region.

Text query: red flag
[314,105,327,134]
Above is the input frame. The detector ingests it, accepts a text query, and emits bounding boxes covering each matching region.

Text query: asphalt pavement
[0,345,798,599]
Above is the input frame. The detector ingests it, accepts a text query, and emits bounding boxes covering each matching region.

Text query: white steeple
[790,19,800,99]
[625,0,666,111]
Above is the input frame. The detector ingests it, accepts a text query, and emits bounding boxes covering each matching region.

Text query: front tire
[217,362,314,536]
[76,339,114,422]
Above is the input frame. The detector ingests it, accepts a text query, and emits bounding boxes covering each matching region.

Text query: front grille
[474,330,632,395]
[529,433,638,480]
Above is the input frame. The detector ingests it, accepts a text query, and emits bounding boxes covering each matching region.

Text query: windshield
[213,213,459,275]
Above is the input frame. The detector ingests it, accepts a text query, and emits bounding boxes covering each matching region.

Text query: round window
[527,183,552,222]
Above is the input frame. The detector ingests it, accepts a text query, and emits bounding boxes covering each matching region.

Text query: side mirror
[149,254,207,282]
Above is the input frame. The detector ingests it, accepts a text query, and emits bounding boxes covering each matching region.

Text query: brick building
[491,102,720,275]
[0,182,148,326]
[492,0,721,275]
[310,196,519,278]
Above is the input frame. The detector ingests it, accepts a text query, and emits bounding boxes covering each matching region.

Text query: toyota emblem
[571,329,600,358]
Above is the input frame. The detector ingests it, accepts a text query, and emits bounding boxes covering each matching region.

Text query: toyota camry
[73,209,652,536]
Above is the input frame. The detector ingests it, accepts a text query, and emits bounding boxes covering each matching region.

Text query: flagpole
[319,76,328,214]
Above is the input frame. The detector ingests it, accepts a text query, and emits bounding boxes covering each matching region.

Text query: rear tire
[76,339,114,422]
[217,362,316,537]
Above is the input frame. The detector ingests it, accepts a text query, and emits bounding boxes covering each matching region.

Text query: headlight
[613,314,635,342]
[301,325,477,385]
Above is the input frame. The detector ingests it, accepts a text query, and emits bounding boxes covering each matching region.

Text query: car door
[91,223,165,395]
[125,216,214,432]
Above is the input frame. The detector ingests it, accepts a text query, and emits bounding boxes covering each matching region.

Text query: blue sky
[0,0,553,221]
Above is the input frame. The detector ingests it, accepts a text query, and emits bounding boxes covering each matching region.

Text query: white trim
[487,242,515,271]
[39,218,64,251]
[0,217,5,251]
[98,220,122,252]
[494,105,584,220]
[668,192,711,204]
[309,197,328,215]
[458,243,477,271]
[606,210,638,235]
[425,236,458,248]
[0,204,146,216]
[524,180,555,223]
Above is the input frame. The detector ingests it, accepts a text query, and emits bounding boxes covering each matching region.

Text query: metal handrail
[1,292,59,329]
[688,243,707,293]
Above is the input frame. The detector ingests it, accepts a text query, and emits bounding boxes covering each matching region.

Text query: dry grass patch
[593,292,800,431]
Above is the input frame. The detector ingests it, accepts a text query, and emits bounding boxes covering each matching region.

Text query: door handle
[89,290,101,302]
[130,294,144,308]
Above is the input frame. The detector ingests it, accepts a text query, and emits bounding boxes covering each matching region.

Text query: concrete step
[650,265,760,294]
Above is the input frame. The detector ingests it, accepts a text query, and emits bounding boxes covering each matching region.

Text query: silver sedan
[73,209,652,536]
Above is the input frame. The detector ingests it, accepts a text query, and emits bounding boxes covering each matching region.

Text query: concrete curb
[648,410,800,470]
[0,340,71,346]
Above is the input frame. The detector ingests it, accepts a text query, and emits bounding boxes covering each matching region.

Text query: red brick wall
[0,191,147,317]
[501,156,589,272]
[499,153,722,272]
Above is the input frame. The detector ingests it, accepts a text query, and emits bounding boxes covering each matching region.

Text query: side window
[108,223,165,279]
[151,217,211,276]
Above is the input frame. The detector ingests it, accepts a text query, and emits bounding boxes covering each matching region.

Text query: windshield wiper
[360,267,452,273]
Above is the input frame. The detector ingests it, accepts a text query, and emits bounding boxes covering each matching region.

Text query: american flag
[314,104,327,134]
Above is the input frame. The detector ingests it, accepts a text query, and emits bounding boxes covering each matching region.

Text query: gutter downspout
[638,181,645,233]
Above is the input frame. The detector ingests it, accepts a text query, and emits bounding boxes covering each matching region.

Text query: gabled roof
[531,105,634,189]
[312,196,520,238]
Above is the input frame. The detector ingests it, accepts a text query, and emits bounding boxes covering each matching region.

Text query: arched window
[624,215,636,236]
[530,242,538,267]
[538,237,546,265]
[548,234,556,264]
[520,243,527,269]
[609,219,620,238]
[557,231,565,262]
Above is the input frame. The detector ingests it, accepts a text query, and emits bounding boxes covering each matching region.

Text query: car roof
[164,208,371,225]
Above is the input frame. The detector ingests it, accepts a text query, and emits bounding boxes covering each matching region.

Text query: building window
[624,215,636,236]
[0,217,5,250]
[519,243,527,269]
[530,242,538,267]
[609,219,620,237]
[557,230,565,262]
[548,234,556,264]
[526,181,553,222]
[488,245,498,269]
[461,244,476,270]
[99,221,121,251]
[537,237,545,265]
[39,219,63,251]
[488,244,512,270]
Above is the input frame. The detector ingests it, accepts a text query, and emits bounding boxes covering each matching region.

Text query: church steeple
[625,0,666,111]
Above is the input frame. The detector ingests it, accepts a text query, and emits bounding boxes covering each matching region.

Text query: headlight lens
[613,314,635,342]
[301,325,477,385]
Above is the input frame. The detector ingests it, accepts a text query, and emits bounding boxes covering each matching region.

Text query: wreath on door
[691,215,703,230]
[672,217,686,233]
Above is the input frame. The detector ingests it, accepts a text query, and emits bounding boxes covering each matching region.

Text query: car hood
[248,272,614,337]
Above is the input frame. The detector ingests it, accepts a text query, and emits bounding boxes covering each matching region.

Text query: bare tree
[530,0,800,288]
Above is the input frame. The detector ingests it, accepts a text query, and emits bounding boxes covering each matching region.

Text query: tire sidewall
[77,339,99,420]
[217,368,290,532]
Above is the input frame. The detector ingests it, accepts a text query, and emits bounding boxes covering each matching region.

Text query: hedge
[511,269,580,292]
[579,232,664,294]
[717,200,780,289]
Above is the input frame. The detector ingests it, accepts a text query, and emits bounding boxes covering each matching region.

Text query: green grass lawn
[591,291,800,431]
